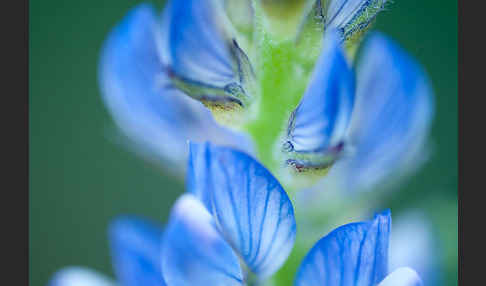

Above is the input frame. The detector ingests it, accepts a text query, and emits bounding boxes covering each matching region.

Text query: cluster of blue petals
[49,142,422,286]
[98,2,254,174]
[48,0,435,284]
[285,30,433,191]
[99,0,433,192]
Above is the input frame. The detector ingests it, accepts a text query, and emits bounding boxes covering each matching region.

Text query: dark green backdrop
[30,0,457,285]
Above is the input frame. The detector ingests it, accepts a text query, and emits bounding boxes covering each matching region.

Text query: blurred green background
[29,0,457,285]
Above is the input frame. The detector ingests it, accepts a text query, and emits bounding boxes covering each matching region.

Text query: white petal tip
[379,267,423,286]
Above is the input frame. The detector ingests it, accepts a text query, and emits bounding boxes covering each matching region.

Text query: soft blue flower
[188,142,297,277]
[100,1,431,193]
[295,210,423,286]
[99,3,253,174]
[163,142,297,284]
[159,0,255,108]
[48,216,165,286]
[341,32,434,191]
[284,30,434,191]
[49,143,423,286]
[285,31,355,170]
[163,143,422,285]
[68,1,435,284]
[49,142,297,285]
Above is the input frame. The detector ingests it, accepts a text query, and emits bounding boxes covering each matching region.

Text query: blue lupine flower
[295,211,391,286]
[167,142,297,281]
[99,3,253,174]
[283,30,434,191]
[49,142,297,285]
[284,31,355,171]
[49,143,423,286]
[295,210,422,286]
[49,216,165,286]
[159,0,255,109]
[100,0,429,193]
[49,209,422,286]
[58,1,436,284]
[163,143,422,285]
[341,33,434,191]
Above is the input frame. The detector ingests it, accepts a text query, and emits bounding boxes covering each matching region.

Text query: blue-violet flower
[49,143,423,286]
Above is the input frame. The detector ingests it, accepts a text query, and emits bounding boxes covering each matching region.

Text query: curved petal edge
[295,209,391,286]
[161,194,243,286]
[187,142,297,278]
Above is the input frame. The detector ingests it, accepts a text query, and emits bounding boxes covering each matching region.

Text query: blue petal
[99,4,252,172]
[378,267,423,286]
[287,30,355,154]
[109,216,166,286]
[324,0,387,39]
[161,194,243,286]
[160,0,237,87]
[342,32,434,191]
[48,267,114,286]
[295,210,391,286]
[188,142,297,278]
[186,142,213,209]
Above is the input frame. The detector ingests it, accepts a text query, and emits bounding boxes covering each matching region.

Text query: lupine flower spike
[76,0,439,284]
[100,0,433,193]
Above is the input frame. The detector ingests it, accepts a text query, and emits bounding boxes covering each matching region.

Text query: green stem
[245,38,305,172]
[240,11,315,286]
[237,3,370,285]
